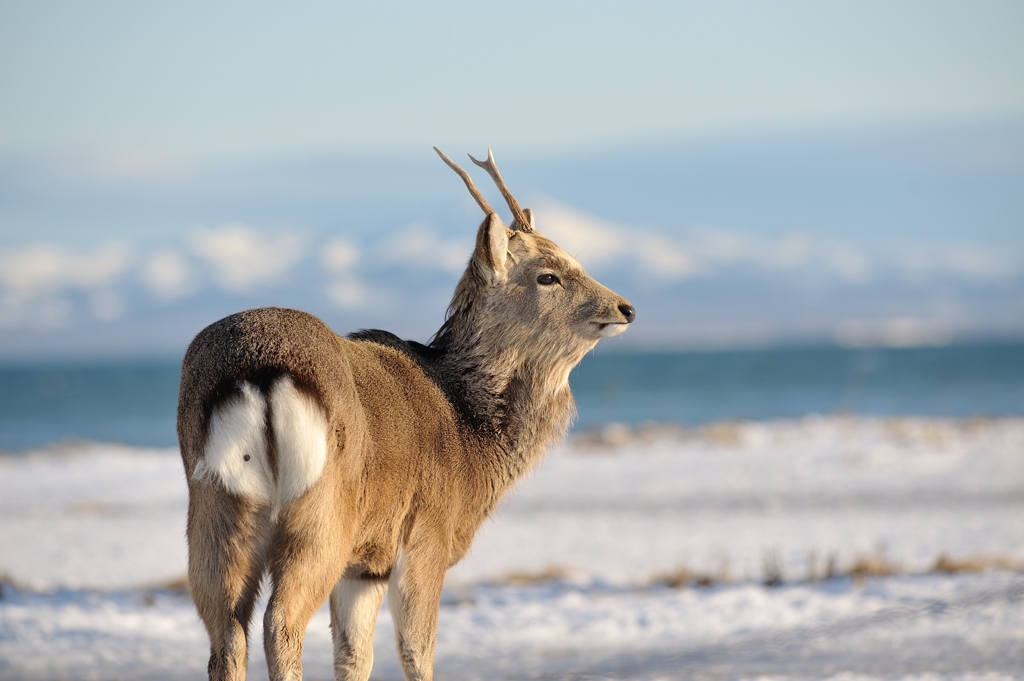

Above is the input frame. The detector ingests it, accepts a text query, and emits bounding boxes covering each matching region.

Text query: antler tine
[468,148,533,232]
[433,146,495,216]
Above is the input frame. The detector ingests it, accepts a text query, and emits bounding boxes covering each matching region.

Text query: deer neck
[498,358,577,485]
[437,321,580,490]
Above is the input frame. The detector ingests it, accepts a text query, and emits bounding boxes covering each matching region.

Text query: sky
[2,1,1023,158]
[0,1,1022,358]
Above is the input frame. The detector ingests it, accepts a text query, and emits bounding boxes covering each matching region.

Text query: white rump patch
[269,376,329,507]
[196,382,275,504]
[196,376,328,516]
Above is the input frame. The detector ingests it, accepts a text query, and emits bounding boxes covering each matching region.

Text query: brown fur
[178,157,634,681]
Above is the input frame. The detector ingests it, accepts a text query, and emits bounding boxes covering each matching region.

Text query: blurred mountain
[1,121,1021,359]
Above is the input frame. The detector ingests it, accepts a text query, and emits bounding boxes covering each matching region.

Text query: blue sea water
[571,342,1024,429]
[0,342,1021,452]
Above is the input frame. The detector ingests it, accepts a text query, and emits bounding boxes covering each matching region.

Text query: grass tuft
[847,550,899,582]
[932,553,1024,574]
[651,566,719,589]
[500,565,573,585]
[762,550,784,587]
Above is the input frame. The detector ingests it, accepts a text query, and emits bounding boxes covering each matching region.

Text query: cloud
[536,203,698,280]
[828,244,872,284]
[190,224,305,294]
[686,228,749,264]
[0,243,132,328]
[833,317,955,348]
[321,238,360,274]
[320,237,372,309]
[0,242,131,296]
[325,277,372,309]
[534,202,817,282]
[895,244,1018,282]
[88,288,124,321]
[764,234,813,269]
[378,224,470,274]
[531,203,628,267]
[142,249,195,301]
[528,201,921,286]
[631,233,699,280]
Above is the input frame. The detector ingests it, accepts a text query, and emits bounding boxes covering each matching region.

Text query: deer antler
[433,147,495,216]
[468,148,533,232]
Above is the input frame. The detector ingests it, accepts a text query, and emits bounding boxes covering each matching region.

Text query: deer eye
[537,273,560,286]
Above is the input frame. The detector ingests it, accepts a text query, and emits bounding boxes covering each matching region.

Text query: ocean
[1,341,1022,452]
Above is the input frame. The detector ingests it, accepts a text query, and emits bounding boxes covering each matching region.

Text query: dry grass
[847,551,900,582]
[932,553,1024,574]
[571,423,630,449]
[499,565,574,585]
[699,421,743,446]
[649,548,1024,591]
[571,419,756,449]
[149,575,190,595]
[651,566,720,589]
[6,550,1024,605]
[651,556,730,590]
[0,571,25,599]
[762,550,784,587]
[571,421,686,449]
[805,550,840,583]
[770,549,1024,587]
[760,548,907,587]
[137,575,192,607]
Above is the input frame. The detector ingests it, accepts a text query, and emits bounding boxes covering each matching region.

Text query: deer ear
[473,212,510,283]
[517,208,535,232]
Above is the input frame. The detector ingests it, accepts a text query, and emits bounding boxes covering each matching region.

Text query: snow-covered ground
[2,416,1023,680]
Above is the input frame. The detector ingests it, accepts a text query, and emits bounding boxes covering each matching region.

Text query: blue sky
[3,1,1022,158]
[0,2,1022,358]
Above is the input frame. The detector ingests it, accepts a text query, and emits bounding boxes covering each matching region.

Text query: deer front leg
[329,575,388,681]
[387,546,447,681]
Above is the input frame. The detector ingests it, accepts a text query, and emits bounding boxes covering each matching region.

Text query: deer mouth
[594,321,630,337]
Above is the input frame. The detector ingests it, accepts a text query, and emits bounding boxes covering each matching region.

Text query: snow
[2,416,1023,679]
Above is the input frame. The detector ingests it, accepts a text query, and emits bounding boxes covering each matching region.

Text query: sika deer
[177,148,635,681]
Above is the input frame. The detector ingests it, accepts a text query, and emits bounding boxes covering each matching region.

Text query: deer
[177,147,635,681]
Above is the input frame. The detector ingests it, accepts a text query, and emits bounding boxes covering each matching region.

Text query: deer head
[433,148,635,373]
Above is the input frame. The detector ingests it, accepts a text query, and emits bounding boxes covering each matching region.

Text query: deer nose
[618,303,636,323]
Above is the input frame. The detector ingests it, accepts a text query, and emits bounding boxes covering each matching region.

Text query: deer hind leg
[263,376,349,681]
[188,492,272,681]
[262,497,351,681]
[329,574,388,681]
[388,543,448,681]
[188,382,275,681]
